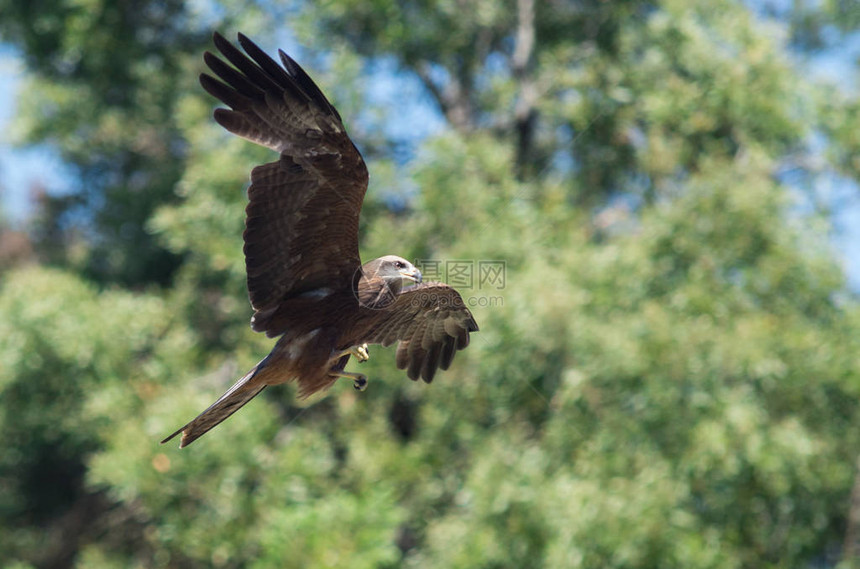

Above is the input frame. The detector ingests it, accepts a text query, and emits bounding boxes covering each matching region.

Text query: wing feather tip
[407,355,423,381]
[440,335,456,370]
[212,107,232,123]
[395,344,409,370]
[199,71,215,89]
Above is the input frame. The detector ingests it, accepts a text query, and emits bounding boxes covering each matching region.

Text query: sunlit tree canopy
[1,0,860,567]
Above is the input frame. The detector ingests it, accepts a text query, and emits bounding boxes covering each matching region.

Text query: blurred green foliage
[2,0,860,567]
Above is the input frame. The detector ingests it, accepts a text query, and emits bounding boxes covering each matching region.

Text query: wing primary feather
[440,334,457,370]
[210,36,282,95]
[212,33,312,109]
[421,341,442,383]
[455,325,469,349]
[199,73,249,110]
[277,50,341,120]
[407,343,425,381]
[236,33,300,93]
[204,51,264,98]
[395,342,410,370]
[407,359,422,381]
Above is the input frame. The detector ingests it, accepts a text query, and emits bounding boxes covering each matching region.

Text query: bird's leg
[339,343,370,363]
[330,370,368,391]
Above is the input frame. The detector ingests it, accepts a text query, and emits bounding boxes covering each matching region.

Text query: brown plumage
[162,33,478,448]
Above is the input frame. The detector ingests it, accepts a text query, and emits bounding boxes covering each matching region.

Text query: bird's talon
[353,376,368,391]
[354,343,370,362]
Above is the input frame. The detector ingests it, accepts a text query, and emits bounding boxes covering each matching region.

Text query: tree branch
[512,0,538,180]
[415,61,474,132]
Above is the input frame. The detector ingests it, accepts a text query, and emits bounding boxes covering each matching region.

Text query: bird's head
[374,255,422,288]
[360,255,422,297]
[355,256,421,308]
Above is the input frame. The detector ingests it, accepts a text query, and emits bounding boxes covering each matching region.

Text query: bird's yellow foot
[330,370,368,391]
[353,343,370,362]
[340,343,370,363]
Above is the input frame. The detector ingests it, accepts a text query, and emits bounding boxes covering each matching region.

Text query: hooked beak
[401,266,422,284]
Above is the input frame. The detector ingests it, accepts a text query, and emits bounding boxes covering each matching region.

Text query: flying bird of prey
[162,32,478,448]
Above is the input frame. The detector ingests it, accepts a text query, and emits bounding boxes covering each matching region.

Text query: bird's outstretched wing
[201,32,368,335]
[363,283,479,383]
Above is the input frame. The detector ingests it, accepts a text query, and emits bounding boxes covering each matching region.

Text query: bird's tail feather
[161,361,267,448]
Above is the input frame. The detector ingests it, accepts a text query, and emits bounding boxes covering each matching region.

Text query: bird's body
[162,33,477,448]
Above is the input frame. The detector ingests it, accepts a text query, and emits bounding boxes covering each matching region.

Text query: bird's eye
[395,261,404,269]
